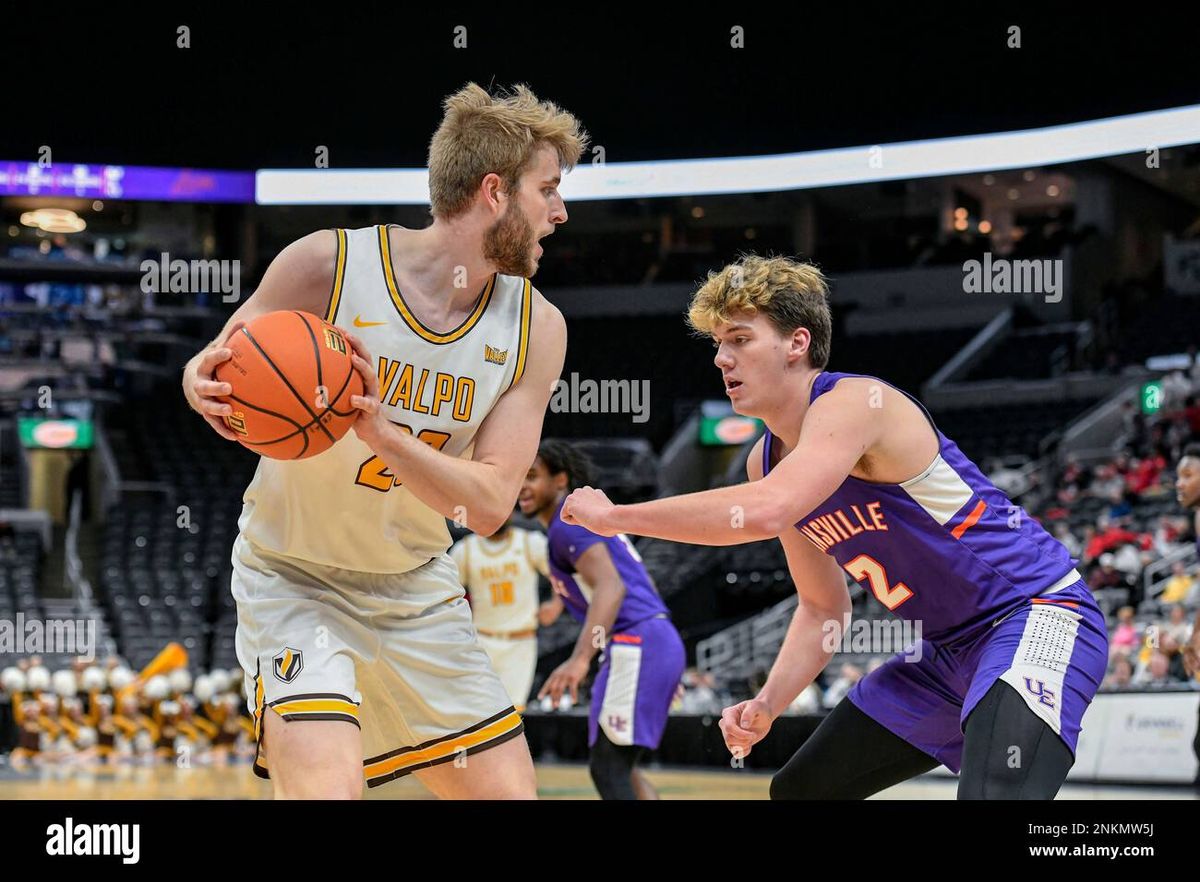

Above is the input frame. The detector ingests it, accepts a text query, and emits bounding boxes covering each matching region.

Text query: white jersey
[238,224,534,574]
[450,528,549,633]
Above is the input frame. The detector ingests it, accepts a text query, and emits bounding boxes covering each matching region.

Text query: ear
[787,326,812,367]
[480,172,506,213]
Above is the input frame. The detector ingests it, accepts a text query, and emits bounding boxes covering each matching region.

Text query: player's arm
[182,230,337,439]
[565,544,626,666]
[719,439,852,755]
[539,543,625,704]
[563,379,882,544]
[345,291,567,536]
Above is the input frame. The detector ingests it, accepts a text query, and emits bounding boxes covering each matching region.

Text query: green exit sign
[1140,381,1163,415]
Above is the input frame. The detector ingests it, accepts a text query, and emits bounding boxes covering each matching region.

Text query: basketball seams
[295,311,361,421]
[239,323,337,444]
[226,393,315,448]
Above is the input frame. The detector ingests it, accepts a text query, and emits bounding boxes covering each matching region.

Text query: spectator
[1110,606,1139,655]
[1161,563,1196,605]
[1102,655,1134,690]
[821,663,863,709]
[1133,650,1174,687]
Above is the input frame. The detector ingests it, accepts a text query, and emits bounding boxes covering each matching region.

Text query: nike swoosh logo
[353,315,386,328]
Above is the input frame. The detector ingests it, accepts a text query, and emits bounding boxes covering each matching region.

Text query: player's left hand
[561,487,619,536]
[538,655,590,705]
[343,331,391,450]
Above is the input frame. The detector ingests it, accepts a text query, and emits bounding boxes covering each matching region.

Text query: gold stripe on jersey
[363,709,523,784]
[508,278,532,390]
[325,228,348,323]
[377,225,496,344]
[270,694,361,727]
[253,671,265,741]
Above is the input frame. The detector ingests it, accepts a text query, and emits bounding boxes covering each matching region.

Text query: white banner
[1071,691,1200,784]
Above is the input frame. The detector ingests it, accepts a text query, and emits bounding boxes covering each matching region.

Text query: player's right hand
[184,321,245,441]
[718,698,773,759]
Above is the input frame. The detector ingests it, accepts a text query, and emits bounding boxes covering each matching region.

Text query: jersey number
[842,553,914,611]
[488,581,514,605]
[355,423,451,492]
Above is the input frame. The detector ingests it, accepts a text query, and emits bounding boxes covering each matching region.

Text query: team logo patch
[484,344,508,365]
[1023,677,1056,708]
[273,647,304,683]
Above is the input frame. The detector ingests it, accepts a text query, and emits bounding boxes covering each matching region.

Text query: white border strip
[256,104,1200,205]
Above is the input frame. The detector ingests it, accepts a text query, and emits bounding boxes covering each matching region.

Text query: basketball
[213,310,364,460]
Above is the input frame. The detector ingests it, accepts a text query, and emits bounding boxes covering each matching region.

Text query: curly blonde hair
[686,254,832,369]
[427,83,588,219]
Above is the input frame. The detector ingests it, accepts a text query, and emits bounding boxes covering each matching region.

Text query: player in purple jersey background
[561,255,1109,800]
[519,440,685,800]
[1174,443,1200,783]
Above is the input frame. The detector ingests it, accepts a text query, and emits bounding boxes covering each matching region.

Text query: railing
[696,593,798,682]
[1142,543,1199,598]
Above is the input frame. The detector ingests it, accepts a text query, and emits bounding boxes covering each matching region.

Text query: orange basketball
[214,311,365,460]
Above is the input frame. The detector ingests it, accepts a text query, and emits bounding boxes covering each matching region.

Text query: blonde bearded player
[449,517,555,712]
[182,83,585,799]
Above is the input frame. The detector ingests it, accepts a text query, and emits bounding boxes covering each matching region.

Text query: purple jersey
[763,371,1080,642]
[547,497,670,631]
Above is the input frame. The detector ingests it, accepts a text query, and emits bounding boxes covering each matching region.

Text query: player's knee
[769,764,818,800]
[274,770,362,800]
[589,745,637,799]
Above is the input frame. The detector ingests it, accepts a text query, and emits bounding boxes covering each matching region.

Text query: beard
[483,201,537,277]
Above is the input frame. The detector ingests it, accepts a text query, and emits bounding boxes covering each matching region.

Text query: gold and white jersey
[237,224,534,574]
[449,528,549,633]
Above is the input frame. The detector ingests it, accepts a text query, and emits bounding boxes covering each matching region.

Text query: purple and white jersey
[547,497,670,632]
[763,371,1080,642]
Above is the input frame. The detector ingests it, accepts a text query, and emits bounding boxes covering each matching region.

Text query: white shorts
[231,534,523,788]
[476,633,538,712]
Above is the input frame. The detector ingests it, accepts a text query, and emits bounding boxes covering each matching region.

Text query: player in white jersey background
[182,83,587,799]
[449,517,556,712]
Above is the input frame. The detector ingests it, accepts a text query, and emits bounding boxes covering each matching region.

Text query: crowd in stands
[0,655,255,767]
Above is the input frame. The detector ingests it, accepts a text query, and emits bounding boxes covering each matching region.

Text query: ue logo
[607,714,629,733]
[1023,677,1055,708]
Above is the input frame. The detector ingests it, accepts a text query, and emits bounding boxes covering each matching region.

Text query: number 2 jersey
[237,225,534,574]
[762,371,1082,643]
[546,497,670,632]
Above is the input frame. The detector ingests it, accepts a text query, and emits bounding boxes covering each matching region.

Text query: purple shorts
[848,579,1109,774]
[589,615,686,750]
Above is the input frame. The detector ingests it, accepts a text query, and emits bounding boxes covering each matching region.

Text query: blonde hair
[686,254,832,369]
[428,83,588,219]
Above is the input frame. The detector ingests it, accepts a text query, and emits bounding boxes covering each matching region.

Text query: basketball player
[1173,443,1200,783]
[520,440,686,800]
[448,516,554,712]
[562,255,1110,799]
[182,83,586,798]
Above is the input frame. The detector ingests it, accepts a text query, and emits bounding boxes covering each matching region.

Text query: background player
[1173,443,1200,784]
[449,516,556,712]
[561,255,1110,800]
[519,440,686,800]
[182,83,585,799]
